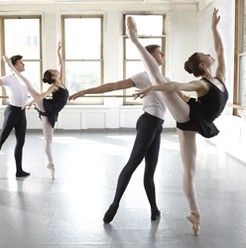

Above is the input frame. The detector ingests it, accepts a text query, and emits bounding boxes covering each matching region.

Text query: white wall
[0,0,235,130]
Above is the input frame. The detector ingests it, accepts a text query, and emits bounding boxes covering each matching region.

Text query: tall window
[1,16,41,104]
[236,0,246,107]
[62,15,103,104]
[123,14,166,104]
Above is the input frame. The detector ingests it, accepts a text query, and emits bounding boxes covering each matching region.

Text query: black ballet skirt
[36,87,69,128]
[177,78,228,138]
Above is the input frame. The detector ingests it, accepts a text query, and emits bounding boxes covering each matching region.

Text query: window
[123,14,166,104]
[1,16,41,104]
[62,15,103,104]
[236,0,246,109]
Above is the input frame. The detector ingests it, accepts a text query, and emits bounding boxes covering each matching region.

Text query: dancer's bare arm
[212,8,225,82]
[57,41,64,82]
[3,55,33,89]
[69,79,134,100]
[133,80,207,99]
[22,84,57,109]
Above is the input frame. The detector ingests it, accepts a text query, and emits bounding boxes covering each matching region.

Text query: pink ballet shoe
[186,211,200,235]
[47,163,55,179]
[126,16,138,43]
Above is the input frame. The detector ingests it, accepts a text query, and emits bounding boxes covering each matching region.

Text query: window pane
[125,61,147,104]
[23,61,41,92]
[126,38,163,59]
[65,61,102,104]
[4,19,40,59]
[3,17,41,103]
[125,15,163,36]
[64,18,101,59]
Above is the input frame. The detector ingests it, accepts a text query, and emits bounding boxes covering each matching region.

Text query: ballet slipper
[126,16,138,44]
[47,163,55,179]
[186,211,200,235]
[103,204,118,224]
[151,209,161,221]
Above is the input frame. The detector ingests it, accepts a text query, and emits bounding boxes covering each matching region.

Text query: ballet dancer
[128,8,228,235]
[69,45,170,223]
[0,55,30,177]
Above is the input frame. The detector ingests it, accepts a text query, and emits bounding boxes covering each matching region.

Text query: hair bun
[184,61,193,74]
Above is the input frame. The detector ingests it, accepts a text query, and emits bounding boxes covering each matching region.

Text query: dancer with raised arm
[69,45,169,223]
[0,55,30,178]
[4,42,69,179]
[128,8,228,235]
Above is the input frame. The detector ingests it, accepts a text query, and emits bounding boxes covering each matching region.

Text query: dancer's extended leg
[126,17,190,123]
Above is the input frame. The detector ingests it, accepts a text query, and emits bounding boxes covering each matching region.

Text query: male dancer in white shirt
[0,55,30,177]
[69,45,169,222]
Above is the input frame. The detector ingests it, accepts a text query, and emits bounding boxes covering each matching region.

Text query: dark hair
[184,52,204,77]
[10,55,23,65]
[42,70,55,84]
[145,45,161,55]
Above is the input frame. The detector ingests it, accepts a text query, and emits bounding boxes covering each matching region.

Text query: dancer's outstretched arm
[69,79,134,100]
[3,55,39,97]
[22,84,58,110]
[133,80,203,99]
[57,41,64,82]
[211,8,225,81]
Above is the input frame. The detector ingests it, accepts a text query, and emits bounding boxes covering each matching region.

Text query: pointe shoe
[103,204,118,224]
[47,163,55,179]
[126,16,138,43]
[186,211,200,235]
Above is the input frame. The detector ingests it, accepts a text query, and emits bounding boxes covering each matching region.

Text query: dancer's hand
[211,8,220,30]
[126,16,139,44]
[57,40,63,51]
[132,86,154,99]
[22,102,33,110]
[68,91,85,101]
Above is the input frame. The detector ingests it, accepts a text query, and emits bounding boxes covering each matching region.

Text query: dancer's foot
[151,209,161,221]
[47,163,55,179]
[103,204,118,224]
[126,16,138,44]
[186,211,200,235]
[16,171,31,178]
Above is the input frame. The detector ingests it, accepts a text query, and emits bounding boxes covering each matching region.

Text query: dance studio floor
[0,129,245,248]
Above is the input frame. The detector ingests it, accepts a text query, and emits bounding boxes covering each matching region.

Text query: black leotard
[177,77,228,138]
[37,87,69,128]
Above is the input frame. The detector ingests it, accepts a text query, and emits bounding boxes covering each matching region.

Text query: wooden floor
[0,129,246,248]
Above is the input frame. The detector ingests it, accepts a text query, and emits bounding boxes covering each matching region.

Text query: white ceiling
[0,0,210,3]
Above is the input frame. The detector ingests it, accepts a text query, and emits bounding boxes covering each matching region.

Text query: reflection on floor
[0,129,246,248]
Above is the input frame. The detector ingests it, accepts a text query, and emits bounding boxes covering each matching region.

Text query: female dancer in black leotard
[129,8,228,235]
[4,42,68,179]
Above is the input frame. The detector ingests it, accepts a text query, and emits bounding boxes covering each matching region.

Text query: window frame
[61,14,104,105]
[0,15,42,105]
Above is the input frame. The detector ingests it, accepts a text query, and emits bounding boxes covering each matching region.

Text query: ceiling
[0,0,212,3]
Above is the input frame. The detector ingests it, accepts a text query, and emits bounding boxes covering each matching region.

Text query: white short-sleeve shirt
[1,74,28,107]
[131,71,168,120]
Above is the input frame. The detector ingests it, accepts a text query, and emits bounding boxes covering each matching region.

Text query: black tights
[111,112,163,213]
[0,105,26,173]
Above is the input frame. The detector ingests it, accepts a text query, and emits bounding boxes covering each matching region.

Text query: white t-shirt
[131,71,168,120]
[1,74,28,107]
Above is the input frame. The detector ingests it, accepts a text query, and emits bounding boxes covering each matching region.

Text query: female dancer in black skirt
[129,8,228,235]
